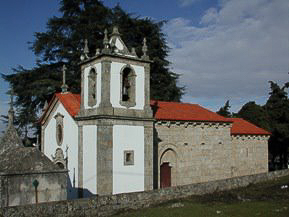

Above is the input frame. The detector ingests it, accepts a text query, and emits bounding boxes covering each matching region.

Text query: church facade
[40,27,270,199]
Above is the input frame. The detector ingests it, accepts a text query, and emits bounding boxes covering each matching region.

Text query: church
[40,27,271,199]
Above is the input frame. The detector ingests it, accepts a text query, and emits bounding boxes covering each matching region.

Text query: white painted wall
[110,62,145,110]
[113,125,144,194]
[43,102,78,199]
[83,63,102,109]
[83,125,97,196]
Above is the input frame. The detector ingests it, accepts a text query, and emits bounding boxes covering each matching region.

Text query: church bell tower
[76,27,154,196]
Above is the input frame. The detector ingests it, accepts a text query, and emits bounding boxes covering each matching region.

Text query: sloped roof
[151,100,230,123]
[40,92,80,124]
[0,125,23,155]
[0,147,64,174]
[42,93,270,136]
[227,118,271,136]
[55,93,81,117]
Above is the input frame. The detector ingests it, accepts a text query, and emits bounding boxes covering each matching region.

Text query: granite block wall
[232,135,269,177]
[1,169,288,217]
[155,122,233,187]
[155,121,269,188]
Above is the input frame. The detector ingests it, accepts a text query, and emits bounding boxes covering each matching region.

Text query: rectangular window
[124,150,134,166]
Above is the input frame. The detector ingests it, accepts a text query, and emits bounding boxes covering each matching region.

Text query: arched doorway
[159,148,177,188]
[160,162,171,188]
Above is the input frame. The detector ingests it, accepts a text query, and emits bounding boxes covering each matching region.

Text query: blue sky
[1,0,289,134]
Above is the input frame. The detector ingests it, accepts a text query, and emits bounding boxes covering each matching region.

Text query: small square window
[124,150,134,166]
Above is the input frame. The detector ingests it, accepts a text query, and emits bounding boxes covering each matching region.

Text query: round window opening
[57,124,63,145]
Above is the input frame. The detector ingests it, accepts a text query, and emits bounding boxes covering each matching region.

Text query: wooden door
[160,162,171,188]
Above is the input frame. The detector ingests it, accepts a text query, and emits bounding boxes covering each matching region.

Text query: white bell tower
[76,27,154,196]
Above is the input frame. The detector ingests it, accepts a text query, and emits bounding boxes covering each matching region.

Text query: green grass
[114,176,289,217]
[116,201,289,217]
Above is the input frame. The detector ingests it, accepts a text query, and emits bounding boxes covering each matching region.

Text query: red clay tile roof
[150,100,231,123]
[227,118,271,136]
[41,94,270,136]
[55,93,80,117]
[39,92,81,124]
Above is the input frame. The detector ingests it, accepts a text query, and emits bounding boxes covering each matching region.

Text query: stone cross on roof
[61,65,68,93]
[7,90,14,127]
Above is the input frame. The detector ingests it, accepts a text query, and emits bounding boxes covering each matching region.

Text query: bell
[123,86,128,95]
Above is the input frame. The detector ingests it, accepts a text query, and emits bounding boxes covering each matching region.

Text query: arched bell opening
[88,68,97,107]
[120,65,136,108]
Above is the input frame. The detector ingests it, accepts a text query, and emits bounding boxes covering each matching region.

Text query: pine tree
[264,81,289,169]
[2,0,184,135]
[216,100,231,117]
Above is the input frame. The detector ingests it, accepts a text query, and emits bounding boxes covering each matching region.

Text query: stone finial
[95,48,100,55]
[102,29,111,54]
[141,38,149,60]
[131,47,137,57]
[8,89,14,127]
[84,39,89,57]
[61,64,68,93]
[104,29,109,44]
[111,26,120,36]
[80,39,89,61]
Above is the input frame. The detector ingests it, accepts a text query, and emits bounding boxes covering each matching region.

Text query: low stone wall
[1,169,289,217]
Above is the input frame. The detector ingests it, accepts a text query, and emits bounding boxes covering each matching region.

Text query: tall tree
[264,81,289,169]
[236,81,289,169]
[217,100,231,117]
[2,0,184,135]
[237,101,270,131]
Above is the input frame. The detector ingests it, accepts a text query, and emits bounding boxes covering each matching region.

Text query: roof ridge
[151,99,200,106]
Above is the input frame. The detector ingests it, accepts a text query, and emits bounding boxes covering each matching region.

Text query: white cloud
[164,0,289,111]
[178,0,199,7]
[200,8,218,25]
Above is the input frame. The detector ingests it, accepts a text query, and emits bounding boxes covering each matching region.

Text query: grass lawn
[114,175,289,217]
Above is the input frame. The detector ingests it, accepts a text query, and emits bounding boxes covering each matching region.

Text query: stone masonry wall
[0,172,67,208]
[232,135,269,177]
[155,122,232,187]
[1,170,289,217]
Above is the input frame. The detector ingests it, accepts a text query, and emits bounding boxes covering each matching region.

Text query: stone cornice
[80,53,152,69]
[75,115,154,122]
[232,134,270,140]
[155,120,232,129]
